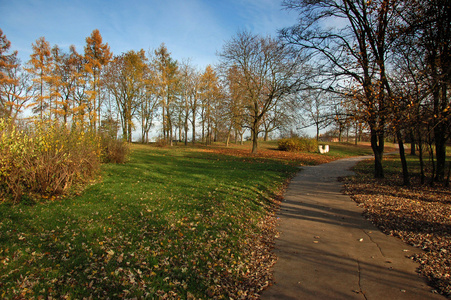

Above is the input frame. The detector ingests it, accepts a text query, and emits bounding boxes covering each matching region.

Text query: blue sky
[1,0,298,69]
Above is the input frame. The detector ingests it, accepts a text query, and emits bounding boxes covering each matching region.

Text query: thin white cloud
[1,0,298,68]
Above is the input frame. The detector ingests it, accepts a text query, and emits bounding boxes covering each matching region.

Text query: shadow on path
[261,156,444,300]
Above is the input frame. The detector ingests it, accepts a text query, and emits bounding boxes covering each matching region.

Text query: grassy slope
[0,142,373,298]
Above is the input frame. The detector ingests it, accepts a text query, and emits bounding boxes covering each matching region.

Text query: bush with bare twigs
[0,119,101,203]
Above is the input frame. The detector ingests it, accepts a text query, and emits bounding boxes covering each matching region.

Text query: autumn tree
[152,44,179,145]
[51,45,82,126]
[84,29,112,131]
[178,60,198,145]
[26,37,53,120]
[0,29,15,85]
[173,71,187,143]
[175,63,203,145]
[209,80,227,143]
[219,31,305,153]
[47,45,64,121]
[199,65,221,145]
[0,29,19,118]
[390,22,432,182]
[0,56,33,121]
[104,50,147,142]
[0,30,31,121]
[139,56,159,143]
[223,65,248,145]
[71,47,90,126]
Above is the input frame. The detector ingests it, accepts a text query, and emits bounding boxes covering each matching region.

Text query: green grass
[352,149,451,185]
[320,142,374,158]
[0,144,299,299]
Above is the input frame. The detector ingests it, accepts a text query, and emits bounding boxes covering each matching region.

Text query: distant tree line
[1,0,449,184]
[0,29,304,153]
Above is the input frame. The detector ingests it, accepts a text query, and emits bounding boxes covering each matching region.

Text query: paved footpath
[261,156,444,300]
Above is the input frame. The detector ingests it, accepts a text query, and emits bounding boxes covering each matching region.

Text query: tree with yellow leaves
[26,37,53,120]
[0,29,31,121]
[152,44,179,145]
[0,55,33,122]
[104,50,148,142]
[0,29,18,105]
[84,29,112,131]
[199,65,221,145]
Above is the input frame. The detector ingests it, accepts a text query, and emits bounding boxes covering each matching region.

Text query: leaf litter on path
[343,165,451,297]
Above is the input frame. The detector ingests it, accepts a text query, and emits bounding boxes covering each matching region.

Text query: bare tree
[219,31,306,153]
[282,0,403,179]
[400,0,450,182]
[298,89,331,141]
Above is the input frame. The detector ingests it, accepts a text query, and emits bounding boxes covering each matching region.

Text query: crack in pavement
[357,260,369,300]
[363,230,386,258]
[261,156,445,300]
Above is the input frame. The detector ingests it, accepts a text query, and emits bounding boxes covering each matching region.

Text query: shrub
[0,119,101,203]
[278,137,318,152]
[278,138,301,152]
[300,138,318,152]
[154,136,168,147]
[0,120,29,202]
[100,134,129,164]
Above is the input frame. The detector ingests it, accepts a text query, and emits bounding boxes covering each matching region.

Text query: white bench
[318,145,329,154]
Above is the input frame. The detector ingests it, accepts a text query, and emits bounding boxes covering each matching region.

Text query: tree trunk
[169,118,173,146]
[370,128,384,178]
[226,125,232,147]
[435,125,447,182]
[162,104,166,141]
[184,123,188,146]
[410,130,416,156]
[428,140,436,186]
[252,130,258,153]
[201,119,205,144]
[191,112,196,145]
[128,122,132,143]
[206,123,210,145]
[396,129,410,186]
[251,119,259,154]
[316,123,320,142]
[417,128,425,185]
[446,162,451,188]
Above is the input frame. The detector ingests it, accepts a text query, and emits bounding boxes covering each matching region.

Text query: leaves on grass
[0,145,295,299]
[196,147,334,166]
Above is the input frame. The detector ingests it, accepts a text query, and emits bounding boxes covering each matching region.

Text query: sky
[1,0,299,70]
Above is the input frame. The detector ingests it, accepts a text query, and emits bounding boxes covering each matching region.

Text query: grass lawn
[0,142,372,299]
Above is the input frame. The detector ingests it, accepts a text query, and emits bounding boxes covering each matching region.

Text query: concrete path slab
[261,156,444,300]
